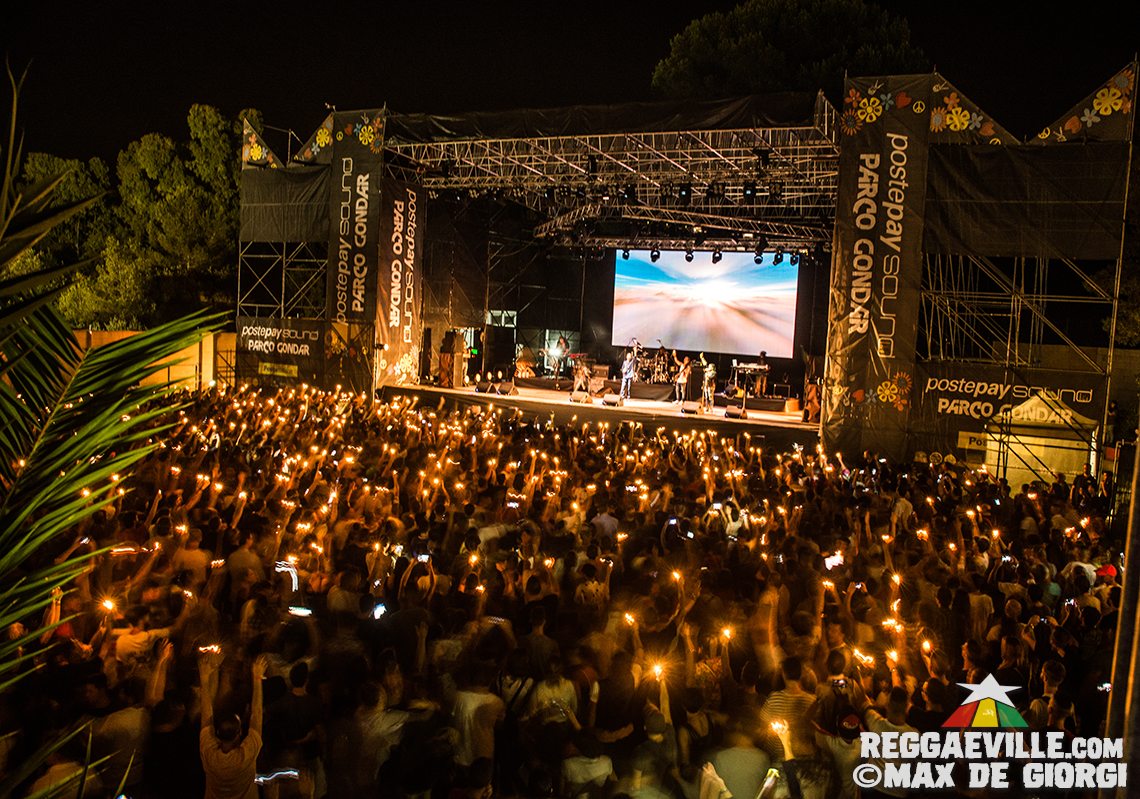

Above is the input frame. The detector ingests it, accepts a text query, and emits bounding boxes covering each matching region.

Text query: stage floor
[380,383,820,450]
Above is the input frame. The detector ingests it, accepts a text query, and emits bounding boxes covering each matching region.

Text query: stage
[380,382,820,450]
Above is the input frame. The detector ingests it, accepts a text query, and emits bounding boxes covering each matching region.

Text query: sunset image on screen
[611,250,799,356]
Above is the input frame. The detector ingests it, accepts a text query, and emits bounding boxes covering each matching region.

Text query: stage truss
[919,251,1123,478]
[385,93,838,251]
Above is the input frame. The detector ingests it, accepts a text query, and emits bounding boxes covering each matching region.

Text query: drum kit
[629,339,673,384]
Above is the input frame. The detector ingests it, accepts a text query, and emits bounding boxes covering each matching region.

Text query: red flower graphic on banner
[845,88,862,107]
[894,91,912,109]
[944,91,961,109]
[1064,115,1082,133]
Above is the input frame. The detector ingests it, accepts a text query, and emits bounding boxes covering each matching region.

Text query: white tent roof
[986,394,1097,432]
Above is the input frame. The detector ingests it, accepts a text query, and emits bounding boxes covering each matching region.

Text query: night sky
[3,1,1136,162]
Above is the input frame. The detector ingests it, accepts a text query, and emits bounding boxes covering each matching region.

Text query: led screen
[611,249,798,357]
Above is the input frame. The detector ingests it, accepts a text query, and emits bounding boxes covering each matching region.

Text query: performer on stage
[619,349,636,400]
[552,335,570,378]
[698,353,716,411]
[754,350,769,397]
[672,350,691,403]
[572,358,590,394]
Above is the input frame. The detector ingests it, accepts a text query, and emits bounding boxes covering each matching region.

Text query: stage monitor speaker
[725,405,747,420]
[474,381,494,393]
[680,401,701,415]
[569,390,593,404]
[602,393,623,407]
[494,381,518,396]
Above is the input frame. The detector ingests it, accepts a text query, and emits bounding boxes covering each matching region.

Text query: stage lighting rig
[790,252,801,266]
[650,248,661,262]
[774,246,785,265]
[712,248,722,264]
[685,246,694,263]
[621,249,630,260]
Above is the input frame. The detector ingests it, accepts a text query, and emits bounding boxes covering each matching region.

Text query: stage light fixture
[790,252,801,266]
[650,248,660,262]
[742,181,756,199]
[754,251,763,265]
[712,248,722,264]
[621,183,637,202]
[774,246,785,265]
[678,184,691,204]
[685,247,694,263]
[621,249,630,260]
[587,154,598,176]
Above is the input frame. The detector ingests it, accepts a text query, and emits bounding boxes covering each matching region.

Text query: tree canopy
[14,105,261,329]
[652,0,928,101]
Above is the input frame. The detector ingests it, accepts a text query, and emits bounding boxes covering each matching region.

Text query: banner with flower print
[293,113,335,165]
[326,110,386,325]
[241,118,284,170]
[926,75,1016,145]
[823,74,933,460]
[1030,62,1136,145]
[375,178,423,387]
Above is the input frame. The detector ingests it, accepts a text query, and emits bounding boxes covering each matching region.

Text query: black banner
[235,316,326,385]
[910,362,1104,463]
[326,110,386,325]
[376,179,424,386]
[822,75,933,459]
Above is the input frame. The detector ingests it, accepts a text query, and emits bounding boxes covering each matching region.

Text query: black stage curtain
[923,142,1128,259]
[239,166,328,243]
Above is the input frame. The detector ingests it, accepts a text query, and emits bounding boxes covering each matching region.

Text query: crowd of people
[0,383,1124,798]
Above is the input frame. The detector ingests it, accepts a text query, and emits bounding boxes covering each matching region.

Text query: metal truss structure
[236,241,327,319]
[385,93,839,250]
[919,252,1121,478]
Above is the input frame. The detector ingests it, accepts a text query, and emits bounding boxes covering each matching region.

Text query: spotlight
[754,251,763,265]
[790,252,800,266]
[543,186,555,201]
[742,181,756,199]
[650,248,660,263]
[621,183,637,202]
[774,246,785,265]
[678,184,691,204]
[712,248,722,264]
[621,249,630,260]
[685,247,694,263]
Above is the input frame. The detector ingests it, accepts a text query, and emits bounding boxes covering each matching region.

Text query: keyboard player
[754,351,769,397]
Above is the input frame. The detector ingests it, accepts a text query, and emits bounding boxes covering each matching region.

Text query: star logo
[942,674,1028,729]
[957,674,1020,706]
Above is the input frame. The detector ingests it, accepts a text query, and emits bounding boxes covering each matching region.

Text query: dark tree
[652,0,928,101]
